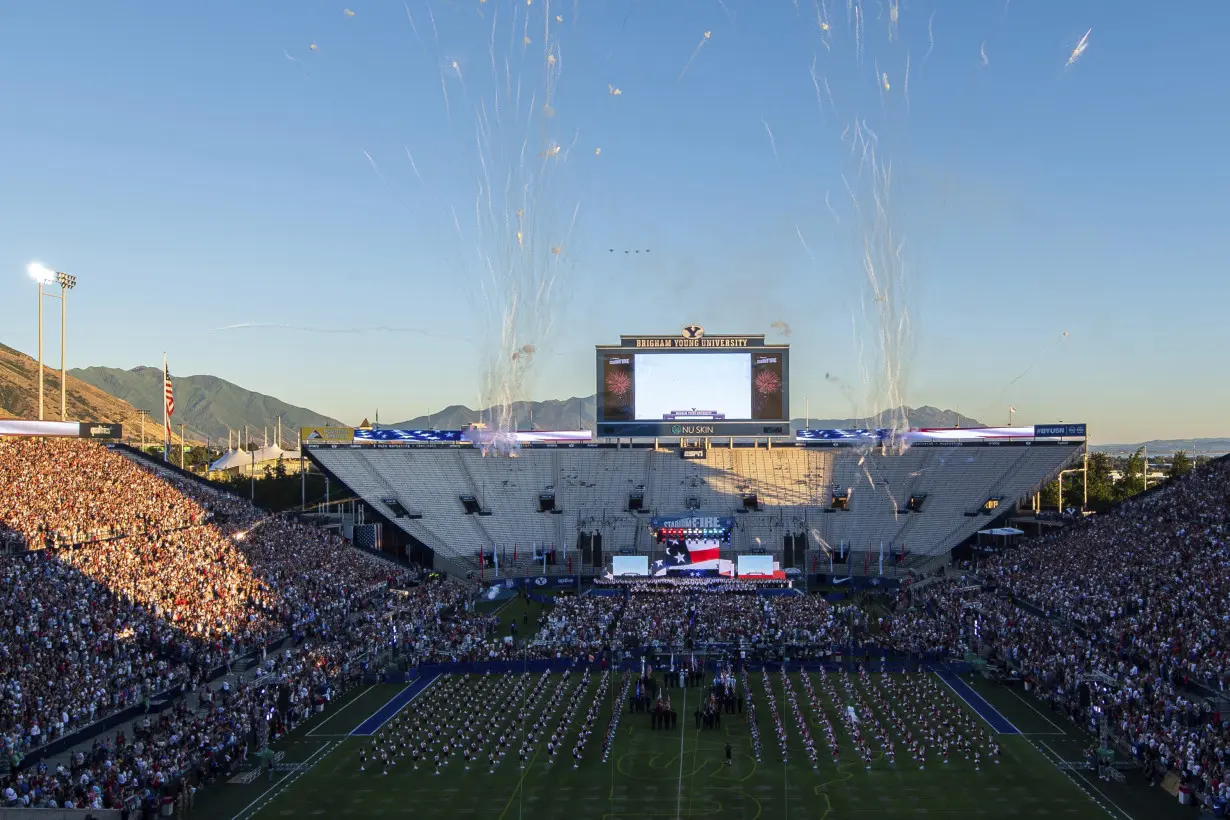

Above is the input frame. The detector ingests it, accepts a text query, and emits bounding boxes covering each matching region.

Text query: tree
[1041,479,1061,510]
[1171,450,1193,478]
[1083,452,1115,508]
[1117,447,1146,499]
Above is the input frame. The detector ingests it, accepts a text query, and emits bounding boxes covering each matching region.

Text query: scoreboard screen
[596,331,789,437]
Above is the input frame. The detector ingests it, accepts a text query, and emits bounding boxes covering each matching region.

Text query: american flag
[164,363,175,437]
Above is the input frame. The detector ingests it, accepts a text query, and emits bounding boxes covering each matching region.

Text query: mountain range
[1091,438,1230,456]
[26,355,988,439]
[389,399,983,433]
[5,343,1224,451]
[70,365,346,444]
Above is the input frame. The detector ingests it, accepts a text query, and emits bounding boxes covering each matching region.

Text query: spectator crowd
[885,456,1230,806]
[0,438,424,811]
[2,434,1226,811]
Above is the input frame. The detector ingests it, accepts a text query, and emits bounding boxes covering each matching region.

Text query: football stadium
[3,3,1228,818]
[0,327,1226,820]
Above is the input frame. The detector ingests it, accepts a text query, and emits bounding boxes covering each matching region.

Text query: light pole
[56,272,76,420]
[28,263,54,420]
[136,410,149,449]
[27,264,76,421]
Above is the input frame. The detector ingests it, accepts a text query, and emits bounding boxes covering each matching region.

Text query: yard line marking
[351,675,440,736]
[230,740,336,820]
[1007,687,1069,734]
[932,672,1021,734]
[306,685,373,736]
[676,680,688,820]
[1038,740,1134,820]
[497,672,583,820]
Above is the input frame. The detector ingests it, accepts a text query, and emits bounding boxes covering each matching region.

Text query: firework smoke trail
[980,331,1070,423]
[361,149,418,215]
[763,120,779,160]
[425,0,439,42]
[924,11,935,60]
[465,0,581,453]
[404,147,424,183]
[809,59,825,110]
[402,1,421,42]
[904,50,911,110]
[677,30,712,83]
[805,0,914,462]
[860,148,912,445]
[1007,331,1070,387]
[1066,28,1092,69]
[795,223,816,260]
[824,190,841,224]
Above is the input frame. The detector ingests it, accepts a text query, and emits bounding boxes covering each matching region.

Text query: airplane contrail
[211,322,458,337]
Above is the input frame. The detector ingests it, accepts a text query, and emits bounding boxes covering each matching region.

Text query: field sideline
[189,667,1194,820]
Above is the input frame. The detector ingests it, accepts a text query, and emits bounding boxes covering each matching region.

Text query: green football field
[194,666,1189,820]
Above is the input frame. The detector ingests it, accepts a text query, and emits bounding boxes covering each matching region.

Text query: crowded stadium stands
[884,455,1230,805]
[2,432,1226,812]
[0,437,431,811]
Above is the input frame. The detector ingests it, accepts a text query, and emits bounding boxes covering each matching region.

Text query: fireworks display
[193,2,1105,450]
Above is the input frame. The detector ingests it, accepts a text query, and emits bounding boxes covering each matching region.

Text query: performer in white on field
[847,705,859,725]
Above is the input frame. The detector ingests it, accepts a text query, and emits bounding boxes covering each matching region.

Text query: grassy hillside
[0,343,183,444]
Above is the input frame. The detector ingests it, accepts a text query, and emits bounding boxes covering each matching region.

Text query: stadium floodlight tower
[27,263,77,421]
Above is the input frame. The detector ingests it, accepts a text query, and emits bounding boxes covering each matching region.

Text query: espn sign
[681,448,706,459]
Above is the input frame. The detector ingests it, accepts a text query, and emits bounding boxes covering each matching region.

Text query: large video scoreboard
[596,327,790,438]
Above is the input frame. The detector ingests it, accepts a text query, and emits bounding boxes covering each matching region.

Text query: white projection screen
[737,555,775,576]
[612,555,650,576]
[634,353,752,421]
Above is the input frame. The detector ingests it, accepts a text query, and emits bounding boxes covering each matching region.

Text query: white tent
[252,443,288,463]
[209,449,250,471]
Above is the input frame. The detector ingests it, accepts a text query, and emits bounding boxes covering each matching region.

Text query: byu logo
[535,576,548,586]
[682,324,704,339]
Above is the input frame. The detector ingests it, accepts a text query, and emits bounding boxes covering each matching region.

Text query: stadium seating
[889,454,1230,807]
[3,433,1217,811]
[0,438,412,777]
[310,443,1081,568]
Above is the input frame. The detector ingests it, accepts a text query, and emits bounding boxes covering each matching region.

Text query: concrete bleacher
[310,442,1080,571]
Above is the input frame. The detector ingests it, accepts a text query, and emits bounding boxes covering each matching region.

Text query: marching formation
[358,668,611,778]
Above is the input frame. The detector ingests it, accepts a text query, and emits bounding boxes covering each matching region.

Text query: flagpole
[162,352,169,462]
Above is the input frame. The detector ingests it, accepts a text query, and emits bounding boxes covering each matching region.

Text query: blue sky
[1,1,1226,443]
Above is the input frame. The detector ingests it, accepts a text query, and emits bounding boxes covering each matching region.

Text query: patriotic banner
[652,539,734,577]
[163,354,174,461]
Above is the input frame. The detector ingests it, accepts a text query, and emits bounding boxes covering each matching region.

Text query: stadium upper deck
[309,437,1082,572]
